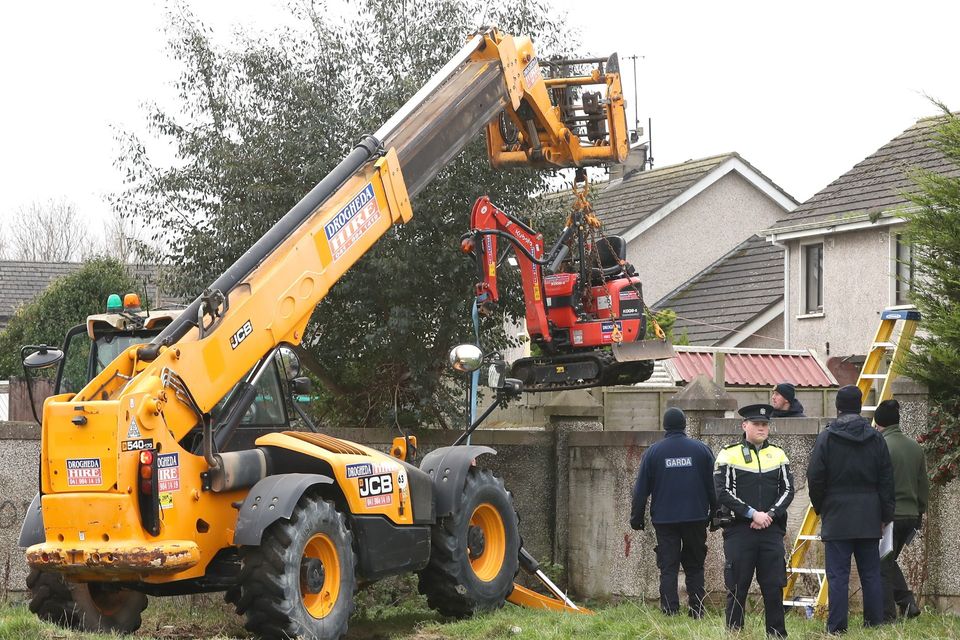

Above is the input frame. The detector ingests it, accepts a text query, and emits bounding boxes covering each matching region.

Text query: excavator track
[509,350,654,392]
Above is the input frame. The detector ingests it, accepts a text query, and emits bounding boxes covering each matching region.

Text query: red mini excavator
[461,186,675,392]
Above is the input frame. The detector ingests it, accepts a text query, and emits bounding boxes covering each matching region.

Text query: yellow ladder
[782,306,921,616]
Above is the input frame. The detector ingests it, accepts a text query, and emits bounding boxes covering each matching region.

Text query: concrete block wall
[0,422,40,595]
[564,377,960,612]
[2,373,958,613]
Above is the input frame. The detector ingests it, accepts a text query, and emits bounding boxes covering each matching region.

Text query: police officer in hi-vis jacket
[715,404,795,638]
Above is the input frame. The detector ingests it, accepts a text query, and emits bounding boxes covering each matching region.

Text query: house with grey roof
[763,114,958,361]
[0,261,175,331]
[595,151,797,304]
[654,235,784,348]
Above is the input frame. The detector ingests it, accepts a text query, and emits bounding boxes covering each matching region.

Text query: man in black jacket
[807,385,895,633]
[715,403,795,638]
[630,407,717,618]
[771,382,805,417]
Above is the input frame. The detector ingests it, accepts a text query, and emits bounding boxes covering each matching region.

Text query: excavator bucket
[613,339,677,363]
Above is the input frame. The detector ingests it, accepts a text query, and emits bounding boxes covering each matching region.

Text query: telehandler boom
[22,28,626,639]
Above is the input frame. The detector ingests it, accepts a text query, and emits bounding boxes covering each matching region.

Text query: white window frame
[798,238,824,317]
[890,231,914,306]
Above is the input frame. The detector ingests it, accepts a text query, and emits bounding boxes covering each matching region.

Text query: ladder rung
[872,342,896,349]
[797,534,821,541]
[786,567,825,574]
[784,598,818,607]
[860,373,887,379]
[862,405,877,412]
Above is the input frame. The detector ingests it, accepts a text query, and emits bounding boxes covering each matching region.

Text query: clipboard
[879,522,894,559]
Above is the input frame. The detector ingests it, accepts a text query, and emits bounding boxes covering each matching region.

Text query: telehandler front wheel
[237,491,357,640]
[26,568,148,633]
[418,468,520,617]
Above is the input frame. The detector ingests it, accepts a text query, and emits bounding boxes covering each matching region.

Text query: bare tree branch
[9,199,91,262]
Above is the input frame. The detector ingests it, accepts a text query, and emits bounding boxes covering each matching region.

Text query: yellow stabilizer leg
[507,583,593,614]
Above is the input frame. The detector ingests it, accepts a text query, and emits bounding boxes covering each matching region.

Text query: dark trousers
[723,524,787,637]
[653,521,708,615]
[881,519,918,621]
[824,538,883,632]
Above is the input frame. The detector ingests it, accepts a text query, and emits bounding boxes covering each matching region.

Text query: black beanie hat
[836,385,862,414]
[874,399,900,427]
[775,382,796,402]
[663,407,686,431]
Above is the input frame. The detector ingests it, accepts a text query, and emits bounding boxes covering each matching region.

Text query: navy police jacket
[630,431,717,527]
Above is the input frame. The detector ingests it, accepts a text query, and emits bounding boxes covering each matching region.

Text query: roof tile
[768,115,960,232]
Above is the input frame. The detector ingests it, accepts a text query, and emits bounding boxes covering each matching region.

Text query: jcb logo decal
[358,474,393,497]
[230,321,253,350]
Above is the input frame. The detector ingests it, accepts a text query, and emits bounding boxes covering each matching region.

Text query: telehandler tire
[26,567,148,633]
[236,490,357,640]
[418,468,520,617]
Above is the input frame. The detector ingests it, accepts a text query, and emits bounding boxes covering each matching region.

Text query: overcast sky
[2,0,959,243]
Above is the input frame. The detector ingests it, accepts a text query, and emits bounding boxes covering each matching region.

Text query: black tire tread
[27,567,147,633]
[27,568,80,628]
[237,490,357,640]
[417,468,520,617]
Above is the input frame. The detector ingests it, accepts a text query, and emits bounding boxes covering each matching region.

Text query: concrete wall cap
[0,421,40,440]
[891,376,928,396]
[667,374,738,411]
[701,417,827,436]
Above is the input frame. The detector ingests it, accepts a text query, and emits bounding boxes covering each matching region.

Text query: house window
[803,243,823,313]
[895,233,914,305]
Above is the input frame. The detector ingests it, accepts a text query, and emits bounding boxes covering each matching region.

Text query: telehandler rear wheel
[418,468,520,617]
[26,567,148,633]
[237,491,357,640]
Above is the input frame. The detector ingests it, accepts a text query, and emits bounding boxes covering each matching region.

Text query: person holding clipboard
[874,399,928,621]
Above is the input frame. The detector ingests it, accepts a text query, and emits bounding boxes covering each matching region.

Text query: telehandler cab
[21,28,629,639]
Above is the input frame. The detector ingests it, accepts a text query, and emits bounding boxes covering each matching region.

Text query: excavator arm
[466,195,552,342]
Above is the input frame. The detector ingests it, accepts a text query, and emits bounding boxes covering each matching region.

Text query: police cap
[738,403,774,422]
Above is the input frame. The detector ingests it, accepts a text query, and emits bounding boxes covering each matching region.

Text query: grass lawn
[0,588,957,640]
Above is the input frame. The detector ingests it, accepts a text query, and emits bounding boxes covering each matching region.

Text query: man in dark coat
[630,407,717,618]
[771,382,805,418]
[874,399,927,621]
[807,385,895,633]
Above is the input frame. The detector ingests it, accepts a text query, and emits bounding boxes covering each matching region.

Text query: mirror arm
[289,393,321,433]
[19,346,42,425]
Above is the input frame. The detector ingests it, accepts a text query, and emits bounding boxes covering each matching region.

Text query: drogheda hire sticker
[324,184,382,262]
[345,461,398,479]
[157,453,180,492]
[66,458,102,486]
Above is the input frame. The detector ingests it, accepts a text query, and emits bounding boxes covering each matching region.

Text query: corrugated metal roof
[664,347,837,387]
